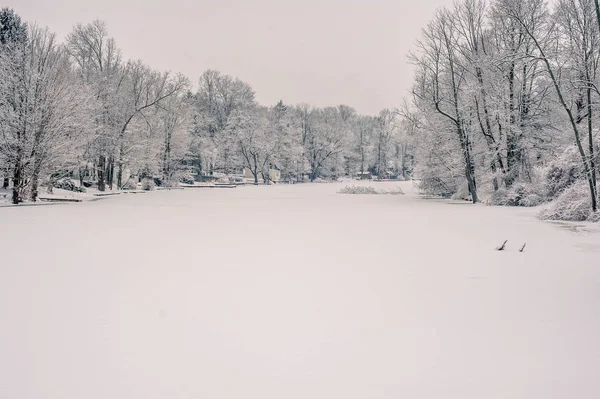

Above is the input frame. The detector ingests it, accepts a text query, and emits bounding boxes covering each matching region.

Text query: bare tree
[506,0,598,211]
[412,8,479,202]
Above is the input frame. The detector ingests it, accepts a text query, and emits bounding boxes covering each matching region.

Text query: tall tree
[0,8,27,190]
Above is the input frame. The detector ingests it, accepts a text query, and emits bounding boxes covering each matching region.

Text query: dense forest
[2,0,600,221]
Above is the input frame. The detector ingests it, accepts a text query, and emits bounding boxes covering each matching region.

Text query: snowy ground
[1,181,599,399]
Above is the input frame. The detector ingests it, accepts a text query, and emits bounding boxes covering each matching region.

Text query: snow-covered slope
[1,182,599,399]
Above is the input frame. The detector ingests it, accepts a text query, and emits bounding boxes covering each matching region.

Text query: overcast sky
[16,0,455,115]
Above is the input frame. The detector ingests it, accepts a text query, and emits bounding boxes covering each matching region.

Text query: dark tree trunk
[163,127,173,183]
[29,155,44,202]
[97,156,106,192]
[108,156,115,190]
[505,61,519,187]
[460,129,478,203]
[162,143,171,182]
[12,162,24,204]
[587,77,597,211]
[79,166,85,188]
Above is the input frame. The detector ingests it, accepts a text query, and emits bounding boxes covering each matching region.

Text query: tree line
[409,0,600,220]
[3,1,598,221]
[0,9,413,205]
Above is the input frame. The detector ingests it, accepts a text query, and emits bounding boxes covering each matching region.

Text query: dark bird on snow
[496,240,508,251]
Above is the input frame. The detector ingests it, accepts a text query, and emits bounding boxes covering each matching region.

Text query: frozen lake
[1,181,599,399]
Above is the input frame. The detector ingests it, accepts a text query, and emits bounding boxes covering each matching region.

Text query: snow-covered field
[1,181,599,399]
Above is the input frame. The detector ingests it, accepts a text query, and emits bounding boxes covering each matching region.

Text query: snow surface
[1,181,599,399]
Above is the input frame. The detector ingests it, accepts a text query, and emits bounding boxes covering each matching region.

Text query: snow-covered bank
[1,181,599,399]
[0,186,151,207]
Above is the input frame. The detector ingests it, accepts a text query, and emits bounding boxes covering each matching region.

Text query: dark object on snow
[179,176,195,185]
[519,243,526,252]
[496,240,508,251]
[82,180,94,188]
[38,197,82,203]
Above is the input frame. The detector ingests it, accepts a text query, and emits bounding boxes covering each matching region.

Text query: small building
[356,171,372,180]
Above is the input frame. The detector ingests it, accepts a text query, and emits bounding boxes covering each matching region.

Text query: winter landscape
[2,0,600,398]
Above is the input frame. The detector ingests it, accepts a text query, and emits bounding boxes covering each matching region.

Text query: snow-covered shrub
[415,177,454,198]
[383,188,405,195]
[141,178,155,191]
[120,179,137,190]
[542,146,581,198]
[539,181,600,222]
[490,187,508,205]
[338,185,379,194]
[338,185,404,195]
[53,178,86,193]
[451,183,471,201]
[492,182,543,207]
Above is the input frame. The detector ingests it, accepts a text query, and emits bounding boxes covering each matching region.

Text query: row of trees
[190,72,414,184]
[0,9,413,204]
[409,0,600,219]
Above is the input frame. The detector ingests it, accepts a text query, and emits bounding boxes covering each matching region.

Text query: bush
[494,182,543,207]
[383,188,405,195]
[451,183,472,201]
[543,146,581,198]
[120,179,137,190]
[338,185,404,195]
[53,178,86,193]
[490,179,545,207]
[490,187,508,205]
[539,181,599,222]
[416,177,454,198]
[141,178,155,191]
[338,185,378,194]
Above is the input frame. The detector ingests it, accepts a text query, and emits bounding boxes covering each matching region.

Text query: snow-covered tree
[0,25,94,203]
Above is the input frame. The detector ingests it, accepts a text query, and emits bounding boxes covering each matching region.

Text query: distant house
[356,171,372,180]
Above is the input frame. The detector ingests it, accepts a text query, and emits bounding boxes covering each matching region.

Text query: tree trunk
[505,61,519,187]
[116,159,123,190]
[162,139,171,182]
[594,0,600,38]
[474,65,504,191]
[12,161,24,204]
[30,156,43,202]
[108,156,115,190]
[79,166,85,188]
[97,156,106,192]
[376,136,382,178]
[584,34,597,206]
[360,148,365,176]
[460,126,478,203]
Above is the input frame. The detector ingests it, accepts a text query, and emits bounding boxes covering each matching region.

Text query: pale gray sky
[16,0,454,115]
